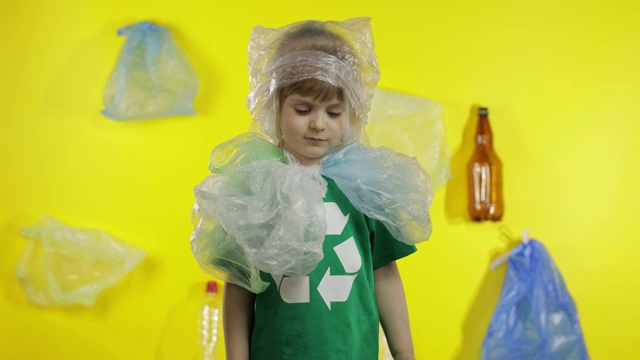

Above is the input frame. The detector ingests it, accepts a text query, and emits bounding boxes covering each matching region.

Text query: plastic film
[191,135,434,292]
[482,240,590,359]
[102,21,199,120]
[246,18,380,144]
[15,216,145,306]
[192,135,329,292]
[367,89,451,190]
[322,143,433,245]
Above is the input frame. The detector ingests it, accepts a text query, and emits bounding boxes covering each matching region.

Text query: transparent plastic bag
[246,17,380,144]
[191,134,328,292]
[191,205,269,293]
[367,89,451,191]
[208,133,285,174]
[102,21,199,120]
[191,134,434,292]
[482,239,589,360]
[322,143,434,245]
[195,160,327,276]
[15,216,146,306]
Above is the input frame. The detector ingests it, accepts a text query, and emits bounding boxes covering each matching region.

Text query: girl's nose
[309,113,326,131]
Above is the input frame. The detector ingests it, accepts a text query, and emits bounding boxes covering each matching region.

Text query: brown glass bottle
[468,107,503,221]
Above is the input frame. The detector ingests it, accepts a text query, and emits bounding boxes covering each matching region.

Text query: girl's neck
[283,150,322,167]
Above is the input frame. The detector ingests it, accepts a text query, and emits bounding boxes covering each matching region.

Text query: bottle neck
[475,116,493,145]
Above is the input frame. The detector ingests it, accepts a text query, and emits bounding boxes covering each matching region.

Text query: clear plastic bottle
[197,281,223,359]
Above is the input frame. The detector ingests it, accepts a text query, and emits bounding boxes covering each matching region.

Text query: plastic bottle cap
[206,281,218,294]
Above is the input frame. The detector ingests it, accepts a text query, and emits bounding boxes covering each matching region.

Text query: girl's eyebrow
[288,96,345,108]
[290,101,346,110]
[290,99,313,106]
[325,102,345,108]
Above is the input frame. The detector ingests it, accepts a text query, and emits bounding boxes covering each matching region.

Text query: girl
[191,18,433,360]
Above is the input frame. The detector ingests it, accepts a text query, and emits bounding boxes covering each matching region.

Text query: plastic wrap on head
[246,17,380,143]
[321,143,434,244]
[191,134,329,292]
[367,89,452,191]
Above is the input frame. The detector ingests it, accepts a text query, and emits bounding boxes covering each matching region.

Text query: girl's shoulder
[209,133,284,174]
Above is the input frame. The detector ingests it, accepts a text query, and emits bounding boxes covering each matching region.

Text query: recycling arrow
[333,236,361,273]
[324,202,349,235]
[317,237,362,310]
[317,268,357,310]
[274,274,310,303]
[273,202,362,309]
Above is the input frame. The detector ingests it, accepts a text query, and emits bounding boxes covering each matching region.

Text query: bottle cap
[478,107,488,117]
[206,281,218,294]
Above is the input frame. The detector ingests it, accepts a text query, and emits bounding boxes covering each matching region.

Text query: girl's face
[279,93,347,166]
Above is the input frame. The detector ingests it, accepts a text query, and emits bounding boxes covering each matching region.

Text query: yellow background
[2,0,639,358]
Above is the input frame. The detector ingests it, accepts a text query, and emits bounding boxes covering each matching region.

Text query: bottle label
[471,163,491,209]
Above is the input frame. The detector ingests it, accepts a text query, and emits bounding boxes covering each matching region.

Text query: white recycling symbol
[272,202,361,310]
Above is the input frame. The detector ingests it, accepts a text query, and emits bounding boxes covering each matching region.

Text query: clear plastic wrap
[367,89,451,190]
[191,204,269,293]
[246,17,380,143]
[15,216,146,306]
[482,239,589,359]
[102,21,199,120]
[192,135,328,292]
[194,160,327,276]
[191,135,433,292]
[322,143,433,244]
[208,133,285,174]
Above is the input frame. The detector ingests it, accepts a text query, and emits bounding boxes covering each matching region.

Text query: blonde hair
[278,77,344,105]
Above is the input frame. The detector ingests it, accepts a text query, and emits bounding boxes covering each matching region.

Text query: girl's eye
[327,111,342,118]
[294,108,311,115]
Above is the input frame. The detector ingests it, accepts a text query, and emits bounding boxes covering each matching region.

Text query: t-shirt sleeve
[367,218,417,270]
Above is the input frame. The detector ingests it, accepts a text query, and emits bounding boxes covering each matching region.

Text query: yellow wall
[2,0,639,358]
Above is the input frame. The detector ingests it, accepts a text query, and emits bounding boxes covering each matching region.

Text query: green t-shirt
[250,177,417,359]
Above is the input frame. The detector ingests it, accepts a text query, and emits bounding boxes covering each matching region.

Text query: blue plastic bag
[482,239,589,360]
[102,21,198,120]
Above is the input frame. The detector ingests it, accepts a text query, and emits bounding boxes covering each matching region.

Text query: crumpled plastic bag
[191,133,433,293]
[367,89,451,191]
[208,133,285,174]
[195,159,327,278]
[102,21,199,120]
[15,216,146,306]
[482,239,589,360]
[322,143,433,245]
[192,134,327,293]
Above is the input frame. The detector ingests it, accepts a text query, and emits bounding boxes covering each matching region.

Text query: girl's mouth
[305,137,325,142]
